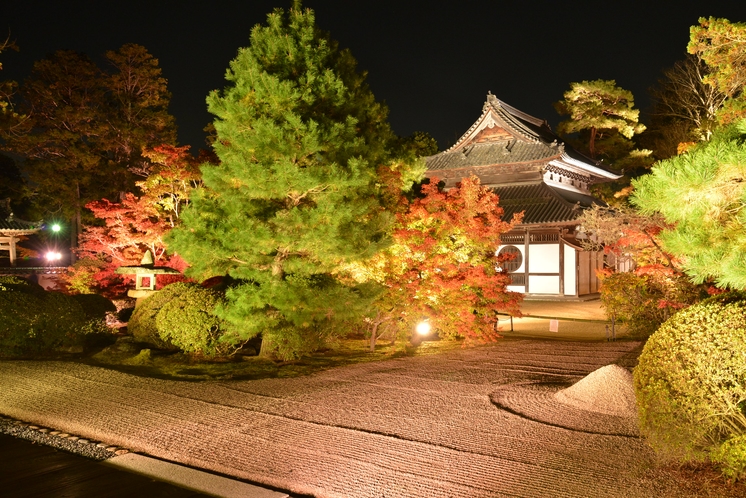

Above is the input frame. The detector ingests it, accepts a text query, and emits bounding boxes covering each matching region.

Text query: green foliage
[599,271,704,338]
[0,276,106,355]
[70,293,116,321]
[127,284,184,349]
[554,79,649,165]
[634,292,746,464]
[711,435,746,481]
[155,284,235,356]
[62,257,106,295]
[632,121,746,289]
[689,17,746,125]
[168,4,405,360]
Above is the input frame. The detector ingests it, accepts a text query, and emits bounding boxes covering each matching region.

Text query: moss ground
[84,335,465,381]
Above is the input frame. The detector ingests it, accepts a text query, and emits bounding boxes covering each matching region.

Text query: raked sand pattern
[0,340,710,497]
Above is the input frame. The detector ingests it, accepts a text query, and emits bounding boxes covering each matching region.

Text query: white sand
[0,341,711,498]
[555,364,637,417]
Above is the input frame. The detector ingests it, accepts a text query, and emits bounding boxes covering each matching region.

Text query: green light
[51,224,61,233]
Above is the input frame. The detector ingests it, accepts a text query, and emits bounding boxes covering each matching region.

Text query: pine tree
[167,3,397,359]
[631,120,746,289]
[554,79,649,165]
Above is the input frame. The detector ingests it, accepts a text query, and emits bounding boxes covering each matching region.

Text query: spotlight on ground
[416,320,431,336]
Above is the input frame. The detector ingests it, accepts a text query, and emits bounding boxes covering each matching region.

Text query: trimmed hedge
[0,276,108,355]
[128,282,235,356]
[634,292,746,477]
[127,284,185,350]
[155,284,232,356]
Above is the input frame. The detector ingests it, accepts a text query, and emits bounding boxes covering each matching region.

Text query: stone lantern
[116,250,180,306]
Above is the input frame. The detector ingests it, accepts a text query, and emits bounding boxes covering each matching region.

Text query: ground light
[416,320,431,336]
[45,251,62,262]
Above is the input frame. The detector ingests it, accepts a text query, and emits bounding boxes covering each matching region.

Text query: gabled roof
[426,93,621,181]
[495,183,601,225]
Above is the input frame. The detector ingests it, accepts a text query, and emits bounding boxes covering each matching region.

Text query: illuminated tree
[554,79,649,166]
[3,45,177,254]
[689,17,746,125]
[647,54,727,158]
[632,120,746,289]
[72,145,199,296]
[348,175,522,350]
[167,3,401,360]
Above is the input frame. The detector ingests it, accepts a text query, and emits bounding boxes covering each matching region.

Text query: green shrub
[599,271,703,338]
[155,284,234,356]
[70,294,117,321]
[634,292,746,464]
[127,283,187,350]
[0,276,106,355]
[711,435,746,481]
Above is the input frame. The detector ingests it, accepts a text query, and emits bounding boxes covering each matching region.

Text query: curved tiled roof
[426,140,559,170]
[428,94,620,180]
[0,217,43,234]
[495,183,600,225]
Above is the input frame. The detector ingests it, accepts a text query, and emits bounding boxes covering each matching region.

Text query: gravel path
[0,339,713,497]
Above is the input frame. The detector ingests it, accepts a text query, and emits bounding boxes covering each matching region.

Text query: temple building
[424,93,622,298]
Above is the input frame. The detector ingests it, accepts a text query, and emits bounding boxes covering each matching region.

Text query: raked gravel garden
[2,338,744,497]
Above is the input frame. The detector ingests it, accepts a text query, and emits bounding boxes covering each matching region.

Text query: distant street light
[51,223,61,233]
[45,251,62,262]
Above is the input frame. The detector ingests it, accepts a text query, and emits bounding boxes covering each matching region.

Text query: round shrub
[127,283,188,349]
[155,284,233,356]
[0,276,103,355]
[634,292,746,464]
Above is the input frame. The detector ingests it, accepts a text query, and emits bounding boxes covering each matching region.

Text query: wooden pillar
[558,229,564,295]
[8,235,17,266]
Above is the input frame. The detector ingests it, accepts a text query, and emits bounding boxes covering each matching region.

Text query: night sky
[4,1,746,152]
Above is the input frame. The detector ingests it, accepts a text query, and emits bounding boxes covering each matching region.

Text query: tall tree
[647,54,727,158]
[632,120,746,289]
[3,45,177,255]
[167,3,401,360]
[689,17,746,125]
[104,44,177,179]
[554,79,649,166]
[6,50,109,249]
[0,36,20,129]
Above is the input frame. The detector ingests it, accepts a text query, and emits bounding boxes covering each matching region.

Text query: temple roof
[495,183,601,225]
[0,217,43,235]
[426,93,621,182]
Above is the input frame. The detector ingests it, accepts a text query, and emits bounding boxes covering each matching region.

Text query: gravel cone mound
[555,364,636,417]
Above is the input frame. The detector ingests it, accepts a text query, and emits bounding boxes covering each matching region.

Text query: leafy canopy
[347,175,522,347]
[689,17,746,125]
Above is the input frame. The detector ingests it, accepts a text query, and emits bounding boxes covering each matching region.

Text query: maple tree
[348,174,523,350]
[577,204,705,336]
[69,145,199,296]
